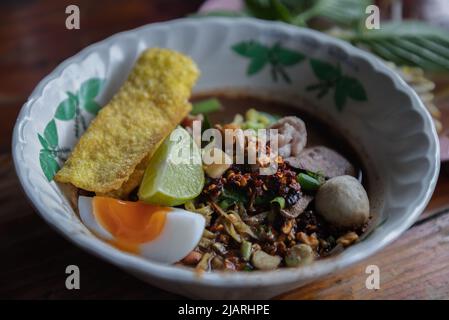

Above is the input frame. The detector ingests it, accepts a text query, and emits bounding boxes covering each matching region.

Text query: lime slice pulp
[138,127,204,206]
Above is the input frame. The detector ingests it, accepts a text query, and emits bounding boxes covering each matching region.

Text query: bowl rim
[12,17,440,288]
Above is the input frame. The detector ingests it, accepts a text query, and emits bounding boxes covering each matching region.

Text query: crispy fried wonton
[55,48,199,196]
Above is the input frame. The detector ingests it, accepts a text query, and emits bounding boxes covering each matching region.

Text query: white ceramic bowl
[12,18,440,299]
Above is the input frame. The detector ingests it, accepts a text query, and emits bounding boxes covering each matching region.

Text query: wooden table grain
[1,0,449,300]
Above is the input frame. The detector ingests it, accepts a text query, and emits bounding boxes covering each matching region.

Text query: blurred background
[1,0,448,299]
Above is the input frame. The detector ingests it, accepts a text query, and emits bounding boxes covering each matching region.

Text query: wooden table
[1,0,449,300]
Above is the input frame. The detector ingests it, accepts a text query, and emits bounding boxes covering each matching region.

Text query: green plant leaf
[271,44,305,66]
[232,41,269,59]
[55,93,77,120]
[82,100,101,115]
[343,21,449,71]
[79,78,104,101]
[39,150,60,181]
[277,0,310,12]
[43,119,58,149]
[245,0,292,22]
[309,59,341,82]
[340,76,367,101]
[269,0,292,22]
[353,21,449,41]
[191,98,222,115]
[38,134,49,150]
[291,0,371,27]
[334,80,347,111]
[248,57,267,75]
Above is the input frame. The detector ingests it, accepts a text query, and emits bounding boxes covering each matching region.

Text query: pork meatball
[315,175,369,228]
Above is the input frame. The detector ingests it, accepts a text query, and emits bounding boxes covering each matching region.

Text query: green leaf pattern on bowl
[38,78,104,181]
[232,40,367,110]
[232,40,305,83]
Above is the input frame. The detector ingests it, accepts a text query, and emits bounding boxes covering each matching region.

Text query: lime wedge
[138,127,204,206]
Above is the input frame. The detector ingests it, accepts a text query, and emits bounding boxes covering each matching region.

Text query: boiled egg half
[78,196,205,264]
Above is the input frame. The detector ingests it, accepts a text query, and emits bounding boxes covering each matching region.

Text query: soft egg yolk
[92,196,169,253]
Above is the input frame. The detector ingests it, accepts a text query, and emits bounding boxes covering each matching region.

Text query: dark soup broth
[192,92,364,183]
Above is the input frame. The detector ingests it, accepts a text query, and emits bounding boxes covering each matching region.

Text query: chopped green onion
[240,240,252,261]
[242,265,254,272]
[191,98,221,115]
[259,111,280,125]
[242,120,266,130]
[241,108,278,129]
[270,196,286,209]
[297,173,321,191]
[245,108,259,122]
[305,170,325,184]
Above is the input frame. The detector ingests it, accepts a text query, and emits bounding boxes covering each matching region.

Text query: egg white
[78,196,205,263]
[78,196,114,240]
